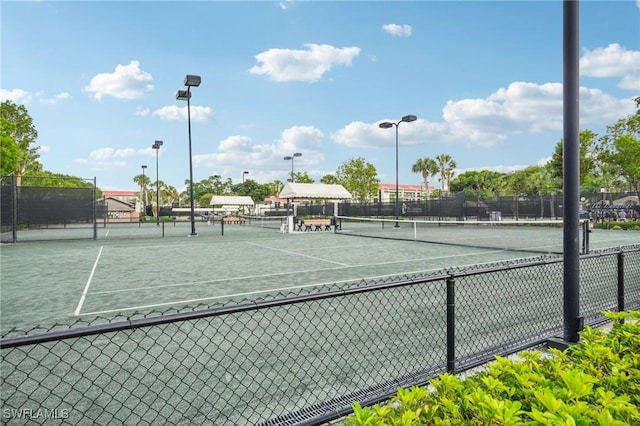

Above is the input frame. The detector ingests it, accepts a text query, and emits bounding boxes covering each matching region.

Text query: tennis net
[335,216,590,255]
[239,215,288,230]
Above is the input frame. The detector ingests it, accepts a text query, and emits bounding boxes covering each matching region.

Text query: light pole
[152,140,163,225]
[243,170,249,183]
[283,152,302,182]
[176,74,201,236]
[141,165,147,214]
[379,114,417,227]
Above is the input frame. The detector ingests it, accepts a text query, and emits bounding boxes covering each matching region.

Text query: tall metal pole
[563,0,581,343]
[380,115,416,228]
[395,124,399,227]
[187,88,197,236]
[155,149,160,226]
[291,158,295,183]
[141,165,146,214]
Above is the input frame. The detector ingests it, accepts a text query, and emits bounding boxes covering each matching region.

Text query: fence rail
[1,246,639,425]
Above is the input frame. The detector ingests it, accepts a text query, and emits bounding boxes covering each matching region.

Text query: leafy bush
[595,221,640,231]
[344,310,640,425]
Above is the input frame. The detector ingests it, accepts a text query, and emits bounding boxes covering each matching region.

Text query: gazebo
[278,183,352,232]
[209,195,255,215]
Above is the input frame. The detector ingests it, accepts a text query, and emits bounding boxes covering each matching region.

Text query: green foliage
[336,157,380,203]
[594,221,640,231]
[0,100,40,176]
[344,310,640,426]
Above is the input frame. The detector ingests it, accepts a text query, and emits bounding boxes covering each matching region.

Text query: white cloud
[249,43,361,82]
[43,92,70,105]
[0,88,32,104]
[279,0,294,10]
[135,106,150,116]
[580,43,640,90]
[152,105,213,122]
[0,89,70,105]
[83,60,154,100]
[333,81,636,148]
[192,126,325,175]
[88,147,141,160]
[219,135,254,152]
[382,24,412,37]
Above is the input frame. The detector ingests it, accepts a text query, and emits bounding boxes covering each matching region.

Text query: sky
[1,0,639,193]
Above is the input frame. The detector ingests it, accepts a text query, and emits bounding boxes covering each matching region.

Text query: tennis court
[1,218,638,425]
[1,218,637,334]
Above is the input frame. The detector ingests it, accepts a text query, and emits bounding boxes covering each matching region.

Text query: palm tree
[271,180,284,197]
[435,154,457,192]
[411,157,438,198]
[164,185,180,207]
[133,173,149,211]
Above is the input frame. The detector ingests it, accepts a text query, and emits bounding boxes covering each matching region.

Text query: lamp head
[284,156,292,161]
[379,122,393,129]
[401,114,417,123]
[176,90,190,101]
[142,165,147,169]
[184,74,201,87]
[293,152,302,158]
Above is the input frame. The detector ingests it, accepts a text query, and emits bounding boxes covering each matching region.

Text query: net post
[162,221,165,238]
[93,177,97,240]
[221,216,224,236]
[617,251,625,314]
[11,174,17,243]
[446,275,456,373]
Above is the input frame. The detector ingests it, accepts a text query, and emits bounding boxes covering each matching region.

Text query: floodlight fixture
[152,140,163,225]
[177,74,202,236]
[379,114,418,227]
[184,75,201,87]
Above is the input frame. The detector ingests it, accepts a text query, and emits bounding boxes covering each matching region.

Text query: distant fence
[0,175,98,243]
[1,246,638,425]
[271,192,640,222]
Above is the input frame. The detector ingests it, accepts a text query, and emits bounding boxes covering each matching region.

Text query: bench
[298,219,332,231]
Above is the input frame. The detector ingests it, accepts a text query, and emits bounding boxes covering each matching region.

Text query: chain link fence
[1,246,639,425]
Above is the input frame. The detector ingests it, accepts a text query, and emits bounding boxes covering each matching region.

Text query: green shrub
[595,221,640,231]
[344,310,640,425]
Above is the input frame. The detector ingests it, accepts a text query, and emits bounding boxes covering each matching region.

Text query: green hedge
[344,310,640,425]
[594,221,640,231]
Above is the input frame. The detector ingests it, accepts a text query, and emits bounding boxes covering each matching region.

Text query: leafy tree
[411,157,438,197]
[199,193,213,208]
[450,170,503,198]
[230,179,271,203]
[320,174,339,185]
[335,157,379,203]
[1,117,20,176]
[0,100,40,182]
[548,129,599,188]
[599,97,640,198]
[292,171,314,184]
[435,154,457,192]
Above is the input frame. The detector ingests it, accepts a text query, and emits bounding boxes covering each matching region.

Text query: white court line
[79,252,513,316]
[244,241,351,266]
[91,249,503,296]
[74,246,104,316]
